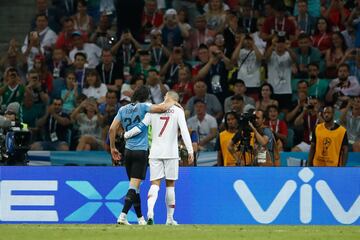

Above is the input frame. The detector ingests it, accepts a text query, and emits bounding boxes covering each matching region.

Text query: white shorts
[149,158,179,181]
[295,141,311,152]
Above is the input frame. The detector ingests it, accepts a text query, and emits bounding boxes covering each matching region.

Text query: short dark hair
[298,33,310,40]
[75,52,87,60]
[297,79,309,87]
[338,63,350,71]
[35,13,48,21]
[308,62,319,69]
[231,94,244,102]
[193,99,206,105]
[132,86,150,103]
[233,79,246,86]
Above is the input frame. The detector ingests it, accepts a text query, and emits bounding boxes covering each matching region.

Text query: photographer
[292,96,322,152]
[248,110,279,166]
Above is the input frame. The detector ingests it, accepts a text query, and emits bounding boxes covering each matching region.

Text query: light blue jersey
[115,102,151,150]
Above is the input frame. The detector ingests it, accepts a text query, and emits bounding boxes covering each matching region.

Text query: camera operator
[0,102,30,166]
[248,110,279,166]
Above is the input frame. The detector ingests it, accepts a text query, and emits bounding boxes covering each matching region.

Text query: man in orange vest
[308,105,349,166]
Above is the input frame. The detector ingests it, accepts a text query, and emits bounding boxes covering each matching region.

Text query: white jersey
[142,106,193,159]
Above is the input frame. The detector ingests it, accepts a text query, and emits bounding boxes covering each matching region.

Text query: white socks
[166,187,175,221]
[147,184,159,219]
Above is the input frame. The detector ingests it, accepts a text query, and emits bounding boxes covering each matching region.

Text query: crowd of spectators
[0,0,359,165]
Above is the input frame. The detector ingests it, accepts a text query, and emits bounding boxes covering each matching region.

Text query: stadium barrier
[0,167,358,225]
[27,151,360,167]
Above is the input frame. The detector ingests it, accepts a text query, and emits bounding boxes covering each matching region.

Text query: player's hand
[111,148,122,162]
[188,152,194,165]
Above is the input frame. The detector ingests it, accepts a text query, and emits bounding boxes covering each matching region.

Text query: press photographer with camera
[228,109,278,166]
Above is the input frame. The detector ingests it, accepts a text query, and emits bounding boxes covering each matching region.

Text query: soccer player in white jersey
[124,91,194,225]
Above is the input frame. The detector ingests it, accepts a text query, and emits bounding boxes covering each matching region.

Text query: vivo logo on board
[234,168,360,224]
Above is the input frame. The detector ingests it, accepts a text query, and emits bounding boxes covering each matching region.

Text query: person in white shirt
[265,35,297,110]
[82,69,108,103]
[124,91,194,225]
[22,14,57,70]
[187,99,218,151]
[231,34,263,90]
[69,31,102,68]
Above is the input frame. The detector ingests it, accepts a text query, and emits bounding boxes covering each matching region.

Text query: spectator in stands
[0,67,25,108]
[311,17,332,55]
[324,0,350,32]
[141,0,164,43]
[89,12,116,50]
[52,0,77,17]
[131,50,155,81]
[187,99,218,151]
[264,35,296,111]
[186,81,223,122]
[266,104,288,151]
[82,69,107,104]
[148,29,170,71]
[173,0,200,26]
[195,44,233,105]
[340,95,360,152]
[48,48,71,80]
[71,98,104,151]
[260,2,296,43]
[187,15,212,59]
[306,63,329,100]
[31,98,71,151]
[231,34,263,93]
[294,0,316,36]
[120,74,146,99]
[192,44,210,76]
[0,38,27,84]
[308,105,348,166]
[255,83,279,112]
[161,8,189,50]
[251,17,267,53]
[216,111,239,166]
[326,63,360,108]
[72,52,87,91]
[71,0,95,34]
[325,32,348,79]
[22,31,45,72]
[32,0,62,33]
[204,0,227,35]
[96,49,123,93]
[61,71,78,114]
[224,79,255,113]
[146,68,169,104]
[25,69,49,109]
[55,17,88,55]
[111,30,141,75]
[69,31,102,68]
[25,14,57,59]
[160,47,191,88]
[98,90,120,128]
[228,94,245,117]
[33,54,53,94]
[238,2,258,34]
[292,96,322,152]
[22,91,44,142]
[341,23,356,49]
[291,79,309,102]
[172,66,194,107]
[293,33,323,78]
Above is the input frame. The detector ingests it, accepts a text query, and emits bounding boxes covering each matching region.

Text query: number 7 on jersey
[158,116,170,137]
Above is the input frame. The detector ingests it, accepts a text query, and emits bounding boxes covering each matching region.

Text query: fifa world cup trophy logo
[322,137,332,156]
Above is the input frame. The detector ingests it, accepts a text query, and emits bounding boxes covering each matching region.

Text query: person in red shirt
[141,0,164,42]
[55,17,87,55]
[266,104,288,151]
[172,65,194,107]
[260,2,296,43]
[311,17,332,55]
[324,0,350,32]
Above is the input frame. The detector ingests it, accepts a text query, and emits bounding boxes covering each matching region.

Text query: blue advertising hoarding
[0,167,359,225]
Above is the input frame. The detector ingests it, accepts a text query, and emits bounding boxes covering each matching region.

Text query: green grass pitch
[0,225,359,240]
